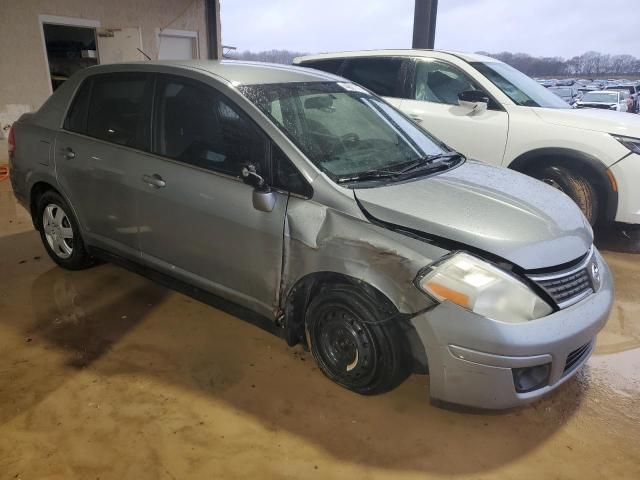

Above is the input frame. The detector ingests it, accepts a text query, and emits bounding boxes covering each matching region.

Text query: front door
[136,75,286,317]
[399,58,509,165]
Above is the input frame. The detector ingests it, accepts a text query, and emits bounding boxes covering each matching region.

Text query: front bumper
[410,250,613,409]
[610,153,640,225]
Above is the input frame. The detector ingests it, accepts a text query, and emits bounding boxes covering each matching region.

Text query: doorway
[41,19,99,91]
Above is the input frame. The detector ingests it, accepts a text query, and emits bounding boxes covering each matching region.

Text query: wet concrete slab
[0,177,639,479]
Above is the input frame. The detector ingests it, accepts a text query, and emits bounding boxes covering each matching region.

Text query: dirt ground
[1,156,639,479]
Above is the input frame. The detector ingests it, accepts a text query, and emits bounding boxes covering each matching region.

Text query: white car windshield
[472,62,571,109]
[241,82,455,182]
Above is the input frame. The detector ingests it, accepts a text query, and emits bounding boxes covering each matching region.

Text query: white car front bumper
[610,153,640,224]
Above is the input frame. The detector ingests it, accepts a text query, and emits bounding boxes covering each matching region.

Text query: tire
[305,284,410,395]
[530,165,599,225]
[36,190,94,270]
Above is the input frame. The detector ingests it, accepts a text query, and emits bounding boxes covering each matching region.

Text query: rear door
[55,72,153,259]
[135,74,287,316]
[398,58,509,165]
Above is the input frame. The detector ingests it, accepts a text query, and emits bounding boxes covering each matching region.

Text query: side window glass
[414,60,481,106]
[272,145,311,197]
[301,59,344,74]
[154,77,266,177]
[65,80,92,134]
[342,58,403,97]
[86,74,151,149]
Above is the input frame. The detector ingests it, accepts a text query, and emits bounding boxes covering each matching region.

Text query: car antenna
[137,48,152,61]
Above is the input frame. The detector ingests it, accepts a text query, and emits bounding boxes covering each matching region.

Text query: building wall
[0,0,208,130]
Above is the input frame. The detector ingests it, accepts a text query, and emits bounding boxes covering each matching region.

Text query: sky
[220,0,639,58]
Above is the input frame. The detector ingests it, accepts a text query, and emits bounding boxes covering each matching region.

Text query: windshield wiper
[336,152,463,184]
[336,169,399,184]
[398,152,462,174]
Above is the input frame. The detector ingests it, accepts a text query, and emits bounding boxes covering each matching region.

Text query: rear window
[341,57,403,97]
[85,73,152,149]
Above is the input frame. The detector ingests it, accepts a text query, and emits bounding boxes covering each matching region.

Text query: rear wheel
[36,190,94,270]
[305,284,410,395]
[530,165,599,225]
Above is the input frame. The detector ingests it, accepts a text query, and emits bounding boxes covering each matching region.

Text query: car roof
[81,59,343,86]
[294,49,499,64]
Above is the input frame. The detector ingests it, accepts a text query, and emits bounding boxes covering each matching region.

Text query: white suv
[294,50,640,226]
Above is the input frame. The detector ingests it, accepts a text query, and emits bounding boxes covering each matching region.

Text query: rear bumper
[610,153,640,224]
[410,249,613,409]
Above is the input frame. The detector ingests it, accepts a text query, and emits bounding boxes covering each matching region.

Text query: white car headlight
[612,135,640,155]
[416,252,553,323]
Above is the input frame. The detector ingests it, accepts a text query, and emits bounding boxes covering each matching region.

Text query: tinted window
[342,58,403,97]
[154,77,266,177]
[86,73,151,148]
[64,80,92,133]
[272,145,311,197]
[299,59,344,74]
[414,59,481,105]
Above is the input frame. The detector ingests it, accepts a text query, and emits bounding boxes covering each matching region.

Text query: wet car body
[9,61,613,409]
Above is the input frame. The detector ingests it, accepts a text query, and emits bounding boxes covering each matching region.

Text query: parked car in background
[548,86,579,105]
[295,50,640,226]
[605,84,639,113]
[8,61,613,409]
[575,90,629,112]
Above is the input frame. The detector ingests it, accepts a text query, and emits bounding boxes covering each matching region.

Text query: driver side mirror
[241,164,276,213]
[458,90,489,113]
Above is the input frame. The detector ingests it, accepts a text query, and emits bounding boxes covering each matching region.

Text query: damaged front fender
[280,196,449,315]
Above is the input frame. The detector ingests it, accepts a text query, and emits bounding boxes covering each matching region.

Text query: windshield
[240,82,448,181]
[582,92,618,103]
[471,62,571,109]
[549,87,572,96]
[607,87,635,94]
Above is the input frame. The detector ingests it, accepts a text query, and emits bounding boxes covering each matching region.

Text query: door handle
[142,174,166,189]
[63,147,76,160]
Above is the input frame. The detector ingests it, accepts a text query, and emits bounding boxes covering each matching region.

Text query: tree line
[475,51,640,77]
[229,49,640,78]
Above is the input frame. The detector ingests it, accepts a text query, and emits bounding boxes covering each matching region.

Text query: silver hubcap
[43,204,74,259]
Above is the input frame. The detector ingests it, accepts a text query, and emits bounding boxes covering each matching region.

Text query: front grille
[564,342,591,374]
[535,269,593,306]
[577,104,613,110]
[527,249,595,309]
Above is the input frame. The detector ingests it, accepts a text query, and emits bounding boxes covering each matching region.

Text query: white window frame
[157,28,200,60]
[38,15,102,95]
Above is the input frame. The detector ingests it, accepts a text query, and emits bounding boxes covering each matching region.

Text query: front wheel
[530,165,599,225]
[305,284,410,395]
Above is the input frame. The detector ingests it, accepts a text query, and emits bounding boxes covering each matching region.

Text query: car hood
[533,106,640,136]
[354,161,592,271]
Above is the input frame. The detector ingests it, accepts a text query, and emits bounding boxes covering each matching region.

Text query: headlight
[612,134,640,154]
[416,253,553,323]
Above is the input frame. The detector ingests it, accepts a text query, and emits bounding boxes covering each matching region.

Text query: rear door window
[153,75,267,177]
[341,57,403,97]
[86,73,152,149]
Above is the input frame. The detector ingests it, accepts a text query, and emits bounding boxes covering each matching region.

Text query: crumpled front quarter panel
[282,197,448,313]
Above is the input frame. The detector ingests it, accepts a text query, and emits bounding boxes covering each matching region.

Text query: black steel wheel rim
[314,306,377,385]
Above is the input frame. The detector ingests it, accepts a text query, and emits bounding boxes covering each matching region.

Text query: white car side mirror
[458,90,489,114]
